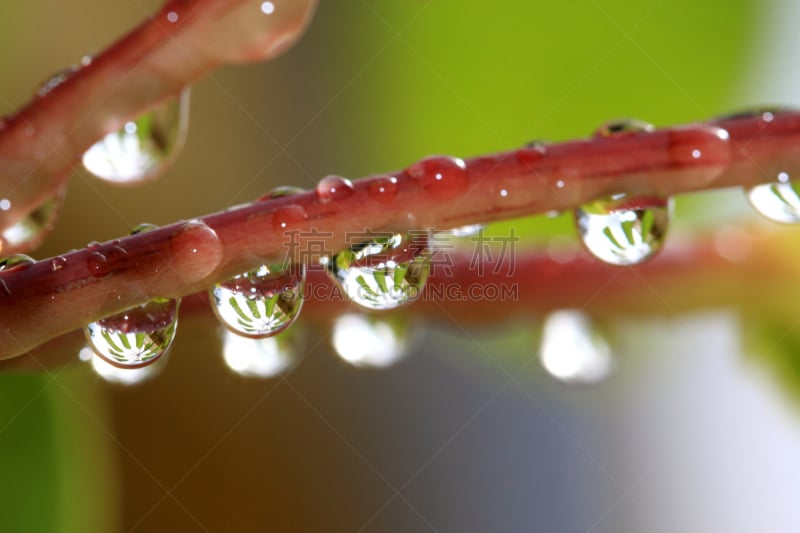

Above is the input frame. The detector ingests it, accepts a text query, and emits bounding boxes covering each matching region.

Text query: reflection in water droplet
[221,328,299,378]
[1,190,63,252]
[51,256,67,271]
[539,310,614,385]
[326,231,430,311]
[594,118,654,137]
[131,222,159,235]
[211,263,305,338]
[575,194,672,265]
[259,186,306,201]
[0,254,34,273]
[85,297,179,368]
[746,176,800,223]
[82,345,168,386]
[332,313,409,368]
[82,88,190,184]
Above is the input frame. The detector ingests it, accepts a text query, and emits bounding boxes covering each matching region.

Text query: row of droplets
[3,101,800,377]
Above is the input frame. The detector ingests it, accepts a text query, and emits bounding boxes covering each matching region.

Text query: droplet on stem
[574,194,672,266]
[325,231,431,311]
[82,88,191,184]
[1,188,64,253]
[211,263,305,338]
[746,173,800,223]
[85,297,179,369]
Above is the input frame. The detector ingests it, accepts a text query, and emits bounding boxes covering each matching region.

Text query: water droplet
[51,256,67,271]
[82,88,190,184]
[517,140,547,166]
[37,65,81,98]
[326,231,431,310]
[221,328,300,378]
[211,263,305,338]
[594,118,654,137]
[713,107,791,123]
[130,222,158,235]
[1,190,63,252]
[85,297,179,368]
[0,254,34,273]
[539,310,614,385]
[82,345,168,386]
[367,176,399,204]
[332,313,410,368]
[166,11,179,23]
[315,175,355,204]
[406,156,468,200]
[87,252,109,277]
[259,186,305,201]
[271,204,307,232]
[747,178,800,223]
[575,194,672,265]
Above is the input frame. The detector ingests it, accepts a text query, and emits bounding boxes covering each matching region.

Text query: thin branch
[0,0,798,360]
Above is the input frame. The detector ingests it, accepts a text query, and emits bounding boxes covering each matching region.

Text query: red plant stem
[1,112,799,359]
[0,0,317,235]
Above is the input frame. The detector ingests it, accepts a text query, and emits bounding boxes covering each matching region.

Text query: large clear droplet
[539,310,614,385]
[85,297,179,368]
[326,231,431,311]
[575,194,672,265]
[1,188,64,253]
[221,328,300,378]
[80,345,168,386]
[746,173,800,223]
[0,254,35,272]
[331,313,410,369]
[82,88,190,184]
[211,263,305,338]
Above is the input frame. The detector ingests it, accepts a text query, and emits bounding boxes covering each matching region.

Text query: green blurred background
[4,1,800,531]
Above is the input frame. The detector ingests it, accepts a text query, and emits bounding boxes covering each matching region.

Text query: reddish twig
[0,0,799,360]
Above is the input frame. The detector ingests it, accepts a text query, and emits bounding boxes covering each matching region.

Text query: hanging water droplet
[746,173,800,223]
[575,194,672,265]
[0,254,34,272]
[81,345,168,386]
[221,327,300,377]
[315,175,355,204]
[331,313,410,369]
[211,263,305,338]
[325,231,430,311]
[82,88,190,184]
[594,118,654,137]
[539,310,614,385]
[1,189,64,253]
[85,297,179,368]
